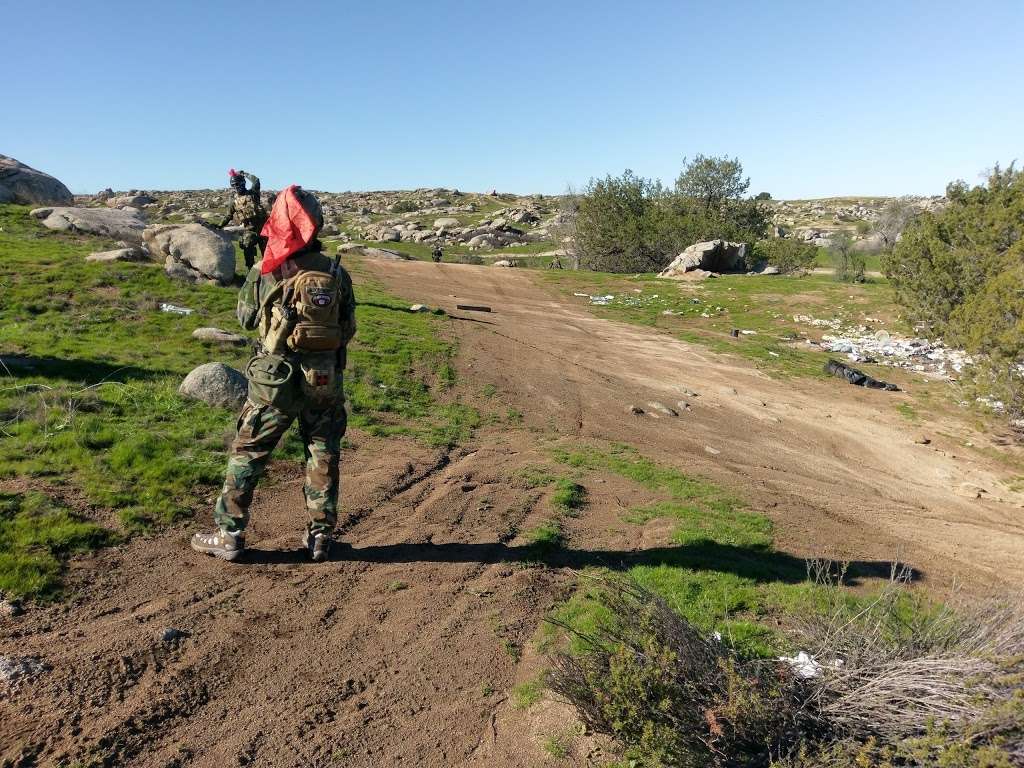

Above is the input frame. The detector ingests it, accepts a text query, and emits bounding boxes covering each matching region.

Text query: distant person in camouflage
[192,185,357,563]
[213,169,268,271]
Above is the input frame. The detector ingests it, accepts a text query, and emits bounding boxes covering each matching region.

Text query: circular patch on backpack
[312,291,333,307]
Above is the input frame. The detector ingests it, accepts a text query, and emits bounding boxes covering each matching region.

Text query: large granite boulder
[143,224,236,285]
[658,240,748,278]
[30,206,146,242]
[0,155,73,206]
[178,363,247,410]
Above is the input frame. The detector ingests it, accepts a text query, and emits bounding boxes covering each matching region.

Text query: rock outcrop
[143,224,236,285]
[0,155,73,206]
[31,206,146,242]
[658,240,748,278]
[178,363,247,409]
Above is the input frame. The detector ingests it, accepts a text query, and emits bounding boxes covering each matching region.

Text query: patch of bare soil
[2,259,1022,767]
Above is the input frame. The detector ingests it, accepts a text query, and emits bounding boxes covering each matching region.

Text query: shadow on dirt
[242,540,919,587]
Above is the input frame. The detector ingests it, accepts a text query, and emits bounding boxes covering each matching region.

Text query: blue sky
[5,0,1021,197]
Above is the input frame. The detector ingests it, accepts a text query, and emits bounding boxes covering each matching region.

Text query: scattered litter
[740,330,757,335]
[768,351,780,357]
[573,292,589,297]
[825,359,899,391]
[794,314,972,378]
[159,302,194,315]
[778,651,843,679]
[589,294,615,306]
[705,446,721,455]
[409,304,429,313]
[456,304,491,312]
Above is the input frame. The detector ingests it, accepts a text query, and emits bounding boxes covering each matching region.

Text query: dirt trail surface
[3,259,1023,768]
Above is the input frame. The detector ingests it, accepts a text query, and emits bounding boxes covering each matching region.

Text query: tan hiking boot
[304,530,331,562]
[191,528,245,561]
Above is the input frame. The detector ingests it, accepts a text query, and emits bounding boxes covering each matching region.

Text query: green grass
[0,492,115,600]
[511,679,544,709]
[525,520,564,552]
[551,478,587,514]
[0,204,476,597]
[547,442,875,659]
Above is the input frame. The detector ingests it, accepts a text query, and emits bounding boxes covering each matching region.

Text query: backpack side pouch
[245,354,300,414]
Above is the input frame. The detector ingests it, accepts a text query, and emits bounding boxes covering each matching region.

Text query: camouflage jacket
[219,172,266,231]
[237,247,357,364]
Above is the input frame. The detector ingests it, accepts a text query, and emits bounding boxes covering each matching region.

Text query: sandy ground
[2,259,1021,767]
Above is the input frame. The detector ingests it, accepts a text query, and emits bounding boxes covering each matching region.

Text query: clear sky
[5,0,1022,198]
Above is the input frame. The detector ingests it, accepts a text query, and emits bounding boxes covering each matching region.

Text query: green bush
[391,199,419,213]
[749,239,818,274]
[883,164,1024,417]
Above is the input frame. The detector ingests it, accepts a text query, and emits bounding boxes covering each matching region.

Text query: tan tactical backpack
[259,263,345,354]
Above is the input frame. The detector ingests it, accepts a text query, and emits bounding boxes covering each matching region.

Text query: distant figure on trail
[431,245,443,263]
[547,254,563,269]
[192,185,357,563]
[213,168,268,271]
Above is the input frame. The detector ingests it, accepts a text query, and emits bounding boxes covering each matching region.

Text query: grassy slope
[541,443,844,659]
[0,204,470,598]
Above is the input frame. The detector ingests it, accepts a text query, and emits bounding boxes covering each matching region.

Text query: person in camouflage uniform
[213,169,268,271]
[192,186,356,562]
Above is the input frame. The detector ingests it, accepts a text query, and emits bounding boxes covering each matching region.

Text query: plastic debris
[160,303,194,315]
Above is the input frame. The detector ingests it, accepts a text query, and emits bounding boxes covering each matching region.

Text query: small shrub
[749,238,818,274]
[829,231,866,283]
[390,199,419,213]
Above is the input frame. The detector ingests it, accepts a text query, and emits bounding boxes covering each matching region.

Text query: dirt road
[2,259,1021,767]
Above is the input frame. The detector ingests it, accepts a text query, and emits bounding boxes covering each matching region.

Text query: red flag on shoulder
[259,184,318,274]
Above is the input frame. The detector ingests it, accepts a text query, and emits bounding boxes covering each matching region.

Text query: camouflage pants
[239,231,268,270]
[213,399,347,535]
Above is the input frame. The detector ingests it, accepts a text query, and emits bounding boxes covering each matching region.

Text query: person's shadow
[241,539,918,587]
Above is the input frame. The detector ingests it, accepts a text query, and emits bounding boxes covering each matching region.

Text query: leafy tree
[675,154,750,214]
[574,159,770,274]
[884,164,1024,419]
[575,170,674,273]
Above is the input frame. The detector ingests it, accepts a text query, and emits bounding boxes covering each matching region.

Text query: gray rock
[86,247,145,263]
[433,217,461,229]
[31,206,146,242]
[144,224,236,285]
[0,656,46,686]
[0,155,73,206]
[178,363,247,410]
[159,627,189,642]
[192,327,247,345]
[646,401,678,417]
[0,594,23,617]
[492,259,515,268]
[628,405,645,416]
[106,193,155,209]
[658,240,748,278]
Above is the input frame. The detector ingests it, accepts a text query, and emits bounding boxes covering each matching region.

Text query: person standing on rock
[192,185,356,563]
[213,169,268,271]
